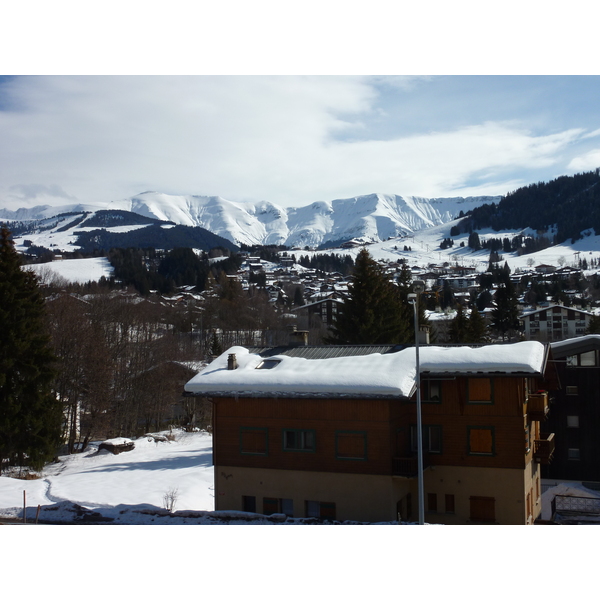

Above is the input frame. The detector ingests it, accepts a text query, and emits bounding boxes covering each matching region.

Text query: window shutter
[470,428,493,454]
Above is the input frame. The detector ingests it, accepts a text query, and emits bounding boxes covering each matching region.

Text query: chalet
[520,305,593,342]
[184,341,555,524]
[535,264,557,274]
[542,335,600,482]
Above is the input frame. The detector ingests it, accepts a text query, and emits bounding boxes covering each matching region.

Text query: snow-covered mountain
[1,191,499,248]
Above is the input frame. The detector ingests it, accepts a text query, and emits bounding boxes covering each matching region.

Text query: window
[581,351,596,366]
[306,501,336,520]
[335,431,367,460]
[567,415,579,428]
[411,425,442,453]
[525,425,531,454]
[445,494,455,514]
[467,378,493,404]
[423,380,442,403]
[567,448,581,460]
[242,496,256,513]
[469,496,495,522]
[427,493,438,513]
[263,497,293,516]
[240,427,268,456]
[256,359,281,370]
[283,429,316,452]
[566,386,578,396]
[468,426,495,455]
[567,352,597,367]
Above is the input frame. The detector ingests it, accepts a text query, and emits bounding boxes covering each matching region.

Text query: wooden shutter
[241,428,267,455]
[320,502,336,520]
[470,496,495,522]
[337,432,366,459]
[469,427,493,454]
[263,497,279,515]
[469,378,492,402]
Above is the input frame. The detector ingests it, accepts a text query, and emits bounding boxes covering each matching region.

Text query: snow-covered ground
[0,430,215,524]
[25,256,114,284]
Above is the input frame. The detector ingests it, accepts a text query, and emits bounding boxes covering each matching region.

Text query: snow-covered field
[25,256,114,284]
[0,430,215,524]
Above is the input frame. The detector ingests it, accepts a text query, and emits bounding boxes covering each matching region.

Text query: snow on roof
[184,341,547,398]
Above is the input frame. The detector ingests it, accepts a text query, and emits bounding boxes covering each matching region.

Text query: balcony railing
[392,454,429,477]
[552,495,600,519]
[534,432,555,464]
[527,392,549,420]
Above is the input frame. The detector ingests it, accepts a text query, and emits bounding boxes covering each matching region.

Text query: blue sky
[1,75,599,210]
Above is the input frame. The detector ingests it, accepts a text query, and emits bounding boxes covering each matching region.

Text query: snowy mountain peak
[2,191,500,248]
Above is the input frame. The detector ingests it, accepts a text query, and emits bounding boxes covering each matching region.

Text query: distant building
[291,295,344,329]
[521,305,593,342]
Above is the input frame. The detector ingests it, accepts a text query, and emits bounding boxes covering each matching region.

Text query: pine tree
[0,227,62,471]
[325,249,411,344]
[466,305,488,343]
[490,282,520,341]
[448,304,468,343]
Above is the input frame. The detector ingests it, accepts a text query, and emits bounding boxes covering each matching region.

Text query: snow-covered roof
[550,334,600,357]
[184,341,547,398]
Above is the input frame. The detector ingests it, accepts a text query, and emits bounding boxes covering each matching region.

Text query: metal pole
[412,296,425,525]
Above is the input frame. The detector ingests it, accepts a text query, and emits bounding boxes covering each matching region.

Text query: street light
[408,280,425,525]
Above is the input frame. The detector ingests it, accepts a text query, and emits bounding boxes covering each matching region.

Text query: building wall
[524,306,590,342]
[214,466,410,522]
[209,373,547,524]
[214,463,539,524]
[543,347,600,481]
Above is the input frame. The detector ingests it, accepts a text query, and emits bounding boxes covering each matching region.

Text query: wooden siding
[213,374,537,475]
[214,396,396,475]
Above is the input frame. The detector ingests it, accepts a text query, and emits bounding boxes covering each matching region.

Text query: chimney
[227,353,238,370]
[288,324,309,347]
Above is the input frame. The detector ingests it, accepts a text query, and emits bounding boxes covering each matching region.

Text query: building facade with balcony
[542,336,600,482]
[521,305,593,342]
[184,341,555,524]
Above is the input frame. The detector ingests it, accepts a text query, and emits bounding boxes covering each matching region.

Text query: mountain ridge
[0,191,497,248]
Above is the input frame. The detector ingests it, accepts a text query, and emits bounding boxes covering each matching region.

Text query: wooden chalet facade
[184,342,555,524]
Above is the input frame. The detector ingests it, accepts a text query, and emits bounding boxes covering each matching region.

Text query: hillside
[464,169,600,244]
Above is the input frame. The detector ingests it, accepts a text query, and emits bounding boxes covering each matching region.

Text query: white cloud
[567,149,600,171]
[0,76,592,210]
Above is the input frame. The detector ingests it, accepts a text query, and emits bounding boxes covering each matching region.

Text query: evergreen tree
[466,305,488,343]
[490,282,520,341]
[325,249,411,344]
[0,227,62,471]
[447,304,468,343]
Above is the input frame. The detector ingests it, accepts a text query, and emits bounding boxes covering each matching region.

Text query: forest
[458,169,600,244]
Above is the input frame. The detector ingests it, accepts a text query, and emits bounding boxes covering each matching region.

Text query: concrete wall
[214,463,538,524]
[215,465,410,522]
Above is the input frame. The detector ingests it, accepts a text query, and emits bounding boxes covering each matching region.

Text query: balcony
[534,432,555,464]
[392,455,429,477]
[527,392,549,420]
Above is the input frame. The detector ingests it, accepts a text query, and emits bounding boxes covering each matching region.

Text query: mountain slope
[2,191,498,249]
[465,170,600,244]
[110,191,498,247]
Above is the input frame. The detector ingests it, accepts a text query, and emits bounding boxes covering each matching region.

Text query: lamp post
[408,281,425,525]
